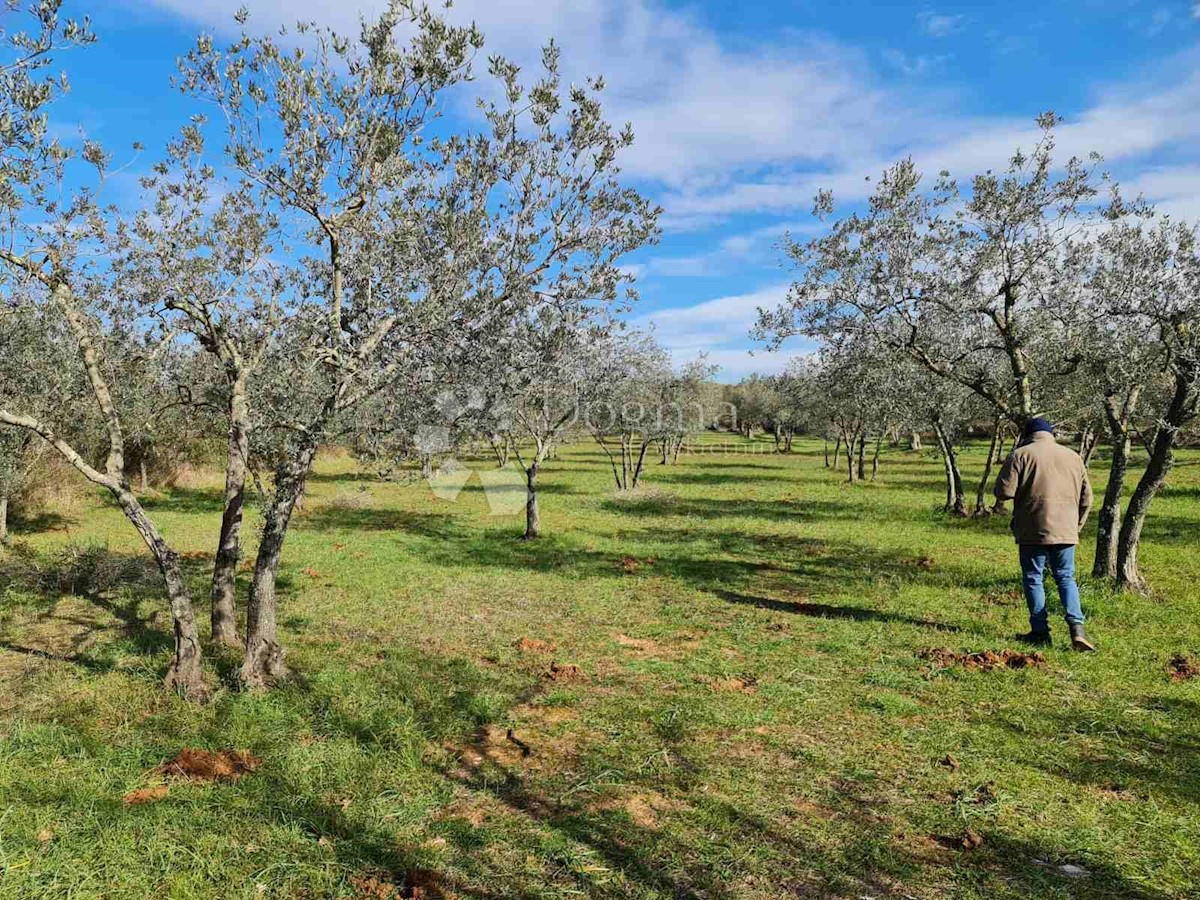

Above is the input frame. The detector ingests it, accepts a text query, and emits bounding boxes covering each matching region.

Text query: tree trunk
[524,460,541,539]
[672,436,684,464]
[909,430,922,452]
[856,431,867,481]
[844,429,856,483]
[489,435,510,468]
[1093,388,1138,579]
[660,437,669,465]
[240,438,319,690]
[785,429,794,453]
[1094,433,1129,579]
[934,423,967,516]
[973,417,1002,516]
[631,438,651,489]
[0,494,9,547]
[139,458,149,493]
[111,487,207,698]
[1116,368,1195,592]
[870,432,883,481]
[1116,431,1172,593]
[823,436,830,467]
[210,385,248,649]
[596,434,624,490]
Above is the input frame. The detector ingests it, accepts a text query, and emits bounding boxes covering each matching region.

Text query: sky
[44,0,1200,378]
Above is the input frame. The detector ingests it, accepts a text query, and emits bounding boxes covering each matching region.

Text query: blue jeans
[1019,544,1084,631]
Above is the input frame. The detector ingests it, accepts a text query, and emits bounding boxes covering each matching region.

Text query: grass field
[1,436,1198,899]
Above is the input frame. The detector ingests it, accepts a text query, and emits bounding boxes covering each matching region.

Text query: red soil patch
[918,647,1046,671]
[544,661,586,682]
[961,829,985,850]
[122,785,169,805]
[514,637,557,655]
[301,567,327,580]
[351,869,449,899]
[1167,653,1200,682]
[915,556,937,571]
[157,748,261,782]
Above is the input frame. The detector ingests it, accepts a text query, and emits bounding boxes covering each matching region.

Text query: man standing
[994,417,1095,651]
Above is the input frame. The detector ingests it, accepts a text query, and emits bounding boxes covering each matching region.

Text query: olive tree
[0,3,216,698]
[176,1,484,687]
[1096,217,1200,591]
[757,114,1104,430]
[462,46,659,538]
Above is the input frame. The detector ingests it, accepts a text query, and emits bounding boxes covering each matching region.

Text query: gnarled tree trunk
[240,437,320,690]
[1116,368,1196,592]
[210,378,249,648]
[934,422,967,516]
[1093,387,1139,578]
[524,459,542,539]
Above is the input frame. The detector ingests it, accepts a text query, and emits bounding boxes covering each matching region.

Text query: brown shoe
[1069,623,1095,652]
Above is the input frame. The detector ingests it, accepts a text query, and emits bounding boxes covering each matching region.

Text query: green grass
[1,436,1198,899]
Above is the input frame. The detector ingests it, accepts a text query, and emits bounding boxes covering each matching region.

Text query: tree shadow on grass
[135,486,228,515]
[713,589,962,632]
[297,506,459,536]
[994,701,1200,808]
[273,647,1168,899]
[0,544,199,681]
[602,494,872,523]
[1138,513,1200,546]
[7,509,75,537]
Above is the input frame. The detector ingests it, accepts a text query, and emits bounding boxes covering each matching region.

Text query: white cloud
[1121,165,1200,220]
[660,47,1200,222]
[695,348,803,380]
[918,11,964,37]
[131,0,1200,234]
[643,221,815,277]
[631,284,792,372]
[131,0,925,189]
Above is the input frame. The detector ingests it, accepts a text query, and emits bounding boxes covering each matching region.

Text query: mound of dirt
[514,637,556,655]
[1167,653,1200,682]
[918,647,1046,671]
[544,661,586,682]
[157,748,261,782]
[351,874,401,899]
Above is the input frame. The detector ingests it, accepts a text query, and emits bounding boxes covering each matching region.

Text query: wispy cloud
[631,284,801,377]
[917,10,964,37]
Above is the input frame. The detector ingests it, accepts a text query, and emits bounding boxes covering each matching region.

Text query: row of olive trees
[0,2,658,697]
[753,115,1199,593]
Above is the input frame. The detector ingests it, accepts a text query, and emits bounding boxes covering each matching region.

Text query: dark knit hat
[1022,417,1055,440]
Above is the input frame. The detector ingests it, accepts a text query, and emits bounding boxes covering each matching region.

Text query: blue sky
[49,0,1200,377]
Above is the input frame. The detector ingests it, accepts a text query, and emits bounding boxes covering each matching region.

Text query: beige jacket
[994,432,1093,546]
